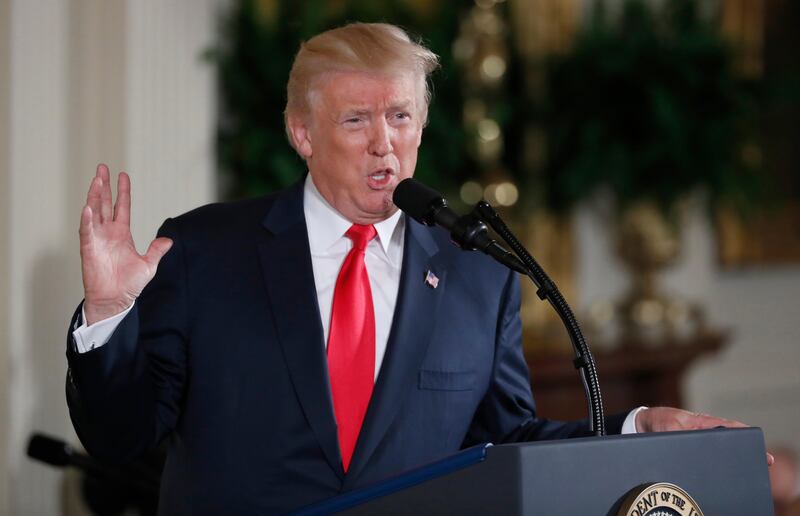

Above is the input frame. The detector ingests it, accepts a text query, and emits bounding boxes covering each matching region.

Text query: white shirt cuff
[621,406,648,434]
[72,301,135,354]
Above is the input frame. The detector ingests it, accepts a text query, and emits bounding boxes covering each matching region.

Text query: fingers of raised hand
[78,204,95,247]
[98,164,113,222]
[85,165,132,227]
[114,172,131,225]
[85,174,103,227]
[143,237,173,269]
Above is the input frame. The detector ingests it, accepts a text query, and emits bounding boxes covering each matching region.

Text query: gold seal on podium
[618,482,704,516]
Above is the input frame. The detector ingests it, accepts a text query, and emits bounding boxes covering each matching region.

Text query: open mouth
[367,168,394,189]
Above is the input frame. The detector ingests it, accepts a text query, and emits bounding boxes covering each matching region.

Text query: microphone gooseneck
[475,201,605,436]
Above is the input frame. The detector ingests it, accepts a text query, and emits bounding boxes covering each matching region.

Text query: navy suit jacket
[66,180,626,514]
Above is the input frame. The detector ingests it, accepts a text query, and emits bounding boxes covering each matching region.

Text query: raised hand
[79,164,173,325]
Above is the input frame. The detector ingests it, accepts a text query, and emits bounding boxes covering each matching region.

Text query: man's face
[289,71,424,224]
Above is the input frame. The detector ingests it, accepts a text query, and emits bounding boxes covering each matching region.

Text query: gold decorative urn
[614,202,705,343]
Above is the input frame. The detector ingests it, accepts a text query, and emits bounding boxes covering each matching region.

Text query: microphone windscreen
[27,434,73,467]
[393,178,443,224]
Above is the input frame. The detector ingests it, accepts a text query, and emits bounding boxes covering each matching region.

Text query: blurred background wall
[0,0,797,514]
[0,0,220,513]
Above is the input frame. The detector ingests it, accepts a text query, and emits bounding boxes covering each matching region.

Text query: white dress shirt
[71,173,641,432]
[303,174,404,381]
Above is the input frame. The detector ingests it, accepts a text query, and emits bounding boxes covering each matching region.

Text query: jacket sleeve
[66,218,188,464]
[463,269,628,448]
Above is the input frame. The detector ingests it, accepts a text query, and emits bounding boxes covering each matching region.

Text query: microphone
[27,433,78,467]
[393,178,528,274]
[27,433,160,493]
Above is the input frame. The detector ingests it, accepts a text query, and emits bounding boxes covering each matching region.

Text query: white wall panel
[3,0,220,513]
[7,1,74,513]
[0,0,12,511]
[125,0,218,249]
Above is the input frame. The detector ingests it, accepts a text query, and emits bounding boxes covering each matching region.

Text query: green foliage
[207,0,472,199]
[540,0,762,213]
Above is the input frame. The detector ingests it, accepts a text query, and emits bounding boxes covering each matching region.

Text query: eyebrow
[340,100,415,117]
[387,100,413,111]
[341,109,371,117]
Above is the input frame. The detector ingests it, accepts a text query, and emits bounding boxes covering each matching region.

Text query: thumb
[143,237,174,268]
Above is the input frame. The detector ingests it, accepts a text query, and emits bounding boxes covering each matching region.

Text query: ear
[287,114,313,159]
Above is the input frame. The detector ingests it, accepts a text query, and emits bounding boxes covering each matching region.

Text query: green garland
[539,0,762,214]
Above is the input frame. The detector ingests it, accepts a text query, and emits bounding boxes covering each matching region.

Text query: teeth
[371,174,386,180]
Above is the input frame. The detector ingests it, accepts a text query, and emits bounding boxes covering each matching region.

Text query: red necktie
[327,224,377,472]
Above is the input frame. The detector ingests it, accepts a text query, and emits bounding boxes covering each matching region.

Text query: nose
[369,119,393,157]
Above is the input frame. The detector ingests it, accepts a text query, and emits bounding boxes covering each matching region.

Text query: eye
[341,116,367,129]
[390,111,412,124]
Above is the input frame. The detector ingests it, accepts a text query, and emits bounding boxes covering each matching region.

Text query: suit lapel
[257,182,344,479]
[344,220,447,486]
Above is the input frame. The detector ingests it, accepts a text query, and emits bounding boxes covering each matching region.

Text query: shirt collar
[303,174,404,263]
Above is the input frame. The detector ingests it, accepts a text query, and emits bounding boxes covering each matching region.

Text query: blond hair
[284,23,439,141]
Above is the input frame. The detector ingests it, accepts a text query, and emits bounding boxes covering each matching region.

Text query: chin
[360,200,396,223]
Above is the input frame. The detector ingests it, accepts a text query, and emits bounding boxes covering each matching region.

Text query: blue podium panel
[296,428,773,515]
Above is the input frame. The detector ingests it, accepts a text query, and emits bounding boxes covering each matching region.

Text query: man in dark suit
[66,23,753,515]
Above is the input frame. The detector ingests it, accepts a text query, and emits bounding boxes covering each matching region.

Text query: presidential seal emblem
[618,482,704,516]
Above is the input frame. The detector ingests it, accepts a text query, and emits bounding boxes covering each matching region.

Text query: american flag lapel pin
[424,269,439,289]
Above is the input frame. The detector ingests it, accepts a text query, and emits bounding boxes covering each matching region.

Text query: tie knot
[346,224,377,251]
